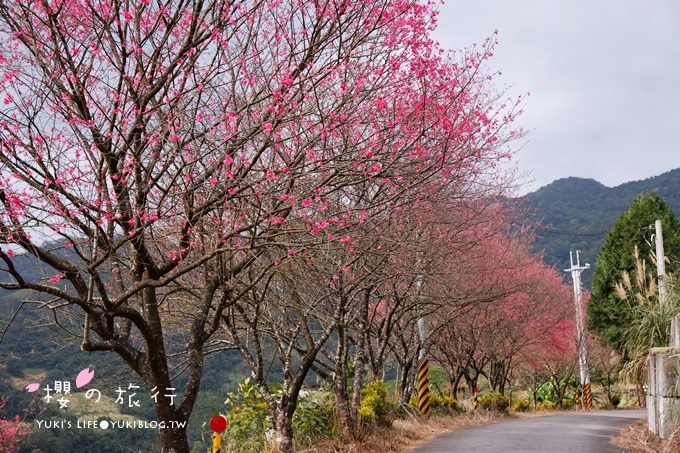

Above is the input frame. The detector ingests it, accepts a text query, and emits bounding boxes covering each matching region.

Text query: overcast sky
[434,0,680,194]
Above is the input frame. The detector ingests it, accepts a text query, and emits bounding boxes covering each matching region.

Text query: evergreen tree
[587,193,680,353]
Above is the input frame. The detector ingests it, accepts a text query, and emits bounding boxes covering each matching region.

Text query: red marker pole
[209,415,228,453]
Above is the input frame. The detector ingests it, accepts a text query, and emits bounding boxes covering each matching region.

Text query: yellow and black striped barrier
[583,382,593,410]
[417,358,431,416]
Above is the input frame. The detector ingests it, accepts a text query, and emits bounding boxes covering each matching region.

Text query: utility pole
[655,219,678,346]
[649,219,680,438]
[565,250,593,410]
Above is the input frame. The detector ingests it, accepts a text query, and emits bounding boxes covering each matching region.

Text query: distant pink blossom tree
[430,215,577,398]
[0,396,29,453]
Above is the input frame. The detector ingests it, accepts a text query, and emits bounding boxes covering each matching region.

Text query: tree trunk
[151,392,189,453]
[398,361,414,404]
[158,423,190,453]
[275,409,295,453]
[450,376,458,397]
[350,357,365,430]
[463,371,480,395]
[604,373,616,407]
[349,289,370,431]
[335,382,353,435]
[333,319,353,435]
[142,284,191,452]
[489,360,502,392]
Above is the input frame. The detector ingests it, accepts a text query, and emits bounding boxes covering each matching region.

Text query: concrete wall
[648,347,680,439]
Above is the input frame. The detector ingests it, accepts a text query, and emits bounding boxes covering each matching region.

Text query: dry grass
[664,428,680,453]
[612,420,661,452]
[297,412,502,453]
[612,420,680,453]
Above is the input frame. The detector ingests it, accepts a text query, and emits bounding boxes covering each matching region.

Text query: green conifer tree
[587,193,680,353]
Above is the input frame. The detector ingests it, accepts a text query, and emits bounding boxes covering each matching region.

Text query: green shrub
[359,380,387,425]
[536,381,557,404]
[561,397,576,410]
[222,379,272,453]
[219,380,337,453]
[610,394,622,407]
[430,395,461,414]
[536,401,557,411]
[477,391,510,412]
[293,391,336,446]
[408,394,419,411]
[510,399,530,412]
[384,398,408,419]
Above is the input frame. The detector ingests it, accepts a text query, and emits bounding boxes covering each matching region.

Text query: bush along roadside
[196,378,617,452]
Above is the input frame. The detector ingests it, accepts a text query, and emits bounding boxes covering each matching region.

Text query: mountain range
[522,168,680,289]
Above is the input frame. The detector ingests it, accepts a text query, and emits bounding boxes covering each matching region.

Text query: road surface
[411,410,645,452]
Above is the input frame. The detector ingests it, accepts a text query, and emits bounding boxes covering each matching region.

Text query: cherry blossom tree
[430,218,577,399]
[0,395,29,453]
[352,198,509,404]
[0,417,27,453]
[487,259,576,394]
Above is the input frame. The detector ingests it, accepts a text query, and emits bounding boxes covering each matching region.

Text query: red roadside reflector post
[209,414,228,453]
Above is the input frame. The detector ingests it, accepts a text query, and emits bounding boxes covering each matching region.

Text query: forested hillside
[523,168,680,288]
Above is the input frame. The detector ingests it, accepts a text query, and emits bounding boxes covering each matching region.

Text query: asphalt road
[411,410,646,453]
